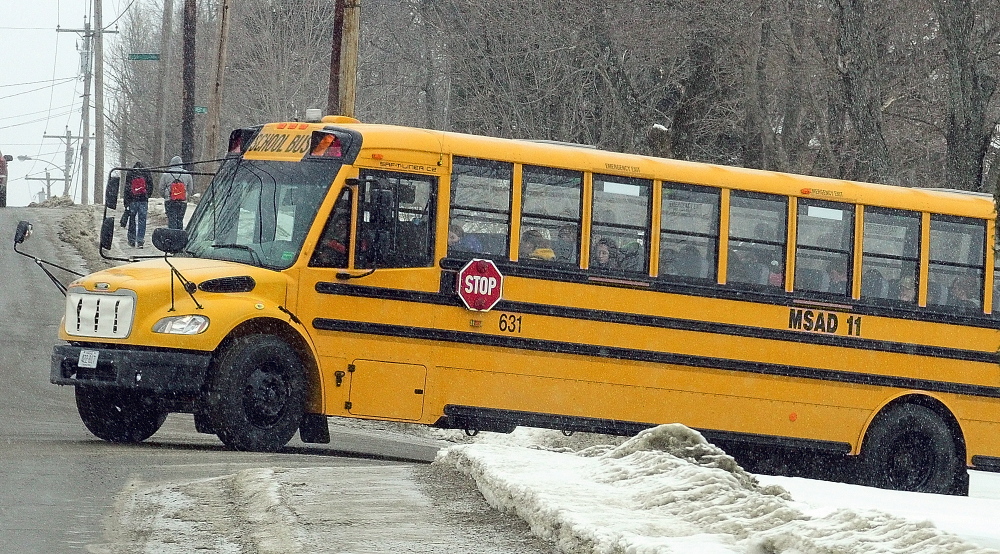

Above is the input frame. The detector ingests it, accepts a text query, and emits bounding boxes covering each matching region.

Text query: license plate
[78,349,99,369]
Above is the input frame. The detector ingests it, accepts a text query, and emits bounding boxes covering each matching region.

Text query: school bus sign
[456,259,504,311]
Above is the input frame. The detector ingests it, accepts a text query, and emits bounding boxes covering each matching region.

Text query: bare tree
[928,0,1000,191]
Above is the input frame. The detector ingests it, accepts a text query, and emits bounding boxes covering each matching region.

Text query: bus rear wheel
[858,403,966,495]
[206,335,305,452]
[75,386,167,443]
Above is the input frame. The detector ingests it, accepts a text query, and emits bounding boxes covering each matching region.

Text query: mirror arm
[13,244,83,296]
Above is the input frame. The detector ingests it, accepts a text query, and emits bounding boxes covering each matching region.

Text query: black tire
[205,335,305,452]
[75,386,167,443]
[859,404,966,495]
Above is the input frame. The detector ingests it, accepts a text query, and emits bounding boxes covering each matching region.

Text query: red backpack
[169,177,187,201]
[129,176,147,197]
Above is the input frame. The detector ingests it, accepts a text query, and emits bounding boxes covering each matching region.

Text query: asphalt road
[0,206,545,553]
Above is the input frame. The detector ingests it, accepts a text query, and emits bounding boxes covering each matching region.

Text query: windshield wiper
[211,243,263,267]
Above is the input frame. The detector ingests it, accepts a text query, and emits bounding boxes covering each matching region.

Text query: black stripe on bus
[315,281,998,365]
[311,317,1000,400]
[440,405,853,453]
[971,456,1000,472]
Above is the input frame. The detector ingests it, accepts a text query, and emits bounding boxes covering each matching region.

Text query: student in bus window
[553,225,578,263]
[520,229,556,261]
[448,223,483,254]
[592,237,619,270]
[311,214,350,267]
[948,274,980,310]
[675,245,704,278]
[897,276,916,302]
[826,259,849,294]
[728,245,761,284]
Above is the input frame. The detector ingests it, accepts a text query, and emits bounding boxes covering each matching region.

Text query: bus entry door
[347,360,426,420]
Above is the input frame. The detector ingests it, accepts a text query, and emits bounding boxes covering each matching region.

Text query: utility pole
[155,0,175,167]
[81,20,92,205]
[202,0,232,164]
[58,17,116,205]
[341,1,360,118]
[44,129,81,197]
[326,0,345,116]
[181,0,197,168]
[326,0,360,118]
[94,0,106,205]
[26,172,57,201]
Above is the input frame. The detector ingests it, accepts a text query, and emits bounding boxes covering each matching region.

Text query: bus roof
[254,120,997,220]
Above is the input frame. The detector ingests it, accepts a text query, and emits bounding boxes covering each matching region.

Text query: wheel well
[211,317,323,412]
[865,394,967,462]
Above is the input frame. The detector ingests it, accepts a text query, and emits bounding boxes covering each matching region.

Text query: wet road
[0,207,450,552]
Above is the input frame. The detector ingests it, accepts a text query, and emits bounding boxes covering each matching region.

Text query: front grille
[64,289,136,339]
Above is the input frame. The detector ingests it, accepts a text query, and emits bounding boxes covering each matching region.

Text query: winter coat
[123,162,153,203]
[159,156,193,201]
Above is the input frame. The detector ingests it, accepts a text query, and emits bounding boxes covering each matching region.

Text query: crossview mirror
[14,220,32,245]
[152,228,188,254]
[100,217,115,250]
[105,175,120,210]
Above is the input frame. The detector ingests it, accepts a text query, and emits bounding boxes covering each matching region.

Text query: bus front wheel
[858,403,967,495]
[206,335,305,452]
[75,386,167,443]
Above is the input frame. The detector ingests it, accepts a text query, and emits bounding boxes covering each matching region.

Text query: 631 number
[498,313,522,333]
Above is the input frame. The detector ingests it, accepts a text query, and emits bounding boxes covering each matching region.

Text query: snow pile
[437,424,993,553]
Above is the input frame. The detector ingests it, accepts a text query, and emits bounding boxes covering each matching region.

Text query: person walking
[123,161,152,247]
[160,155,192,230]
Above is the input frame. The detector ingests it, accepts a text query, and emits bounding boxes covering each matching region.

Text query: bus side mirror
[105,175,120,210]
[14,220,32,245]
[152,228,188,254]
[100,217,115,250]
[3,155,12,162]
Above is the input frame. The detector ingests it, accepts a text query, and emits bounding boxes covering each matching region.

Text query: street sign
[193,106,208,114]
[456,259,504,312]
[127,53,160,61]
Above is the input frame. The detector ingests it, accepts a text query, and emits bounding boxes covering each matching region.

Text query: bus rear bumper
[50,344,212,395]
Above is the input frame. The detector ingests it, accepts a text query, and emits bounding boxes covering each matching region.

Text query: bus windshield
[185,159,338,270]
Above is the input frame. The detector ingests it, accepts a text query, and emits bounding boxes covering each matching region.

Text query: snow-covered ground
[438,425,1000,553]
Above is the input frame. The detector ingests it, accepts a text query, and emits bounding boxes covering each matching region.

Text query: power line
[0,77,77,89]
[0,104,76,121]
[0,109,77,131]
[0,80,77,101]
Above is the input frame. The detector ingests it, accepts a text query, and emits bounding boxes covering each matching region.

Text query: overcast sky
[1,1,131,207]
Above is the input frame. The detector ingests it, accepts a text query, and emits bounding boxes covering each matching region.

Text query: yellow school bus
[43,115,1000,495]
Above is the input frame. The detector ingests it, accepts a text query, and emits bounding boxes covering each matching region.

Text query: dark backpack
[169,177,187,201]
[129,176,147,197]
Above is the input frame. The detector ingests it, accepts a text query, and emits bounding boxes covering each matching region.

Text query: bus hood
[69,257,289,298]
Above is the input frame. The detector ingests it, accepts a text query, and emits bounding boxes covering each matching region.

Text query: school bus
[39,115,1000,495]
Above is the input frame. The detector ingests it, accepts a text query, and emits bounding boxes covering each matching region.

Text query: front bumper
[51,344,212,394]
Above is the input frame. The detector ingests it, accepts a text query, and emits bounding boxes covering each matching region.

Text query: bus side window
[659,183,719,281]
[448,157,513,260]
[590,174,652,273]
[927,215,985,311]
[727,192,786,288]
[520,166,583,265]
[794,200,854,296]
[356,170,437,269]
[310,189,353,268]
[993,258,1000,317]
[861,207,920,303]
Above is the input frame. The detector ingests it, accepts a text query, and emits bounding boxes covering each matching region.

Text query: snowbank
[437,424,993,553]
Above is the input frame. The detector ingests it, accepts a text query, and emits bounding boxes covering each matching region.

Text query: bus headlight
[153,315,210,335]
